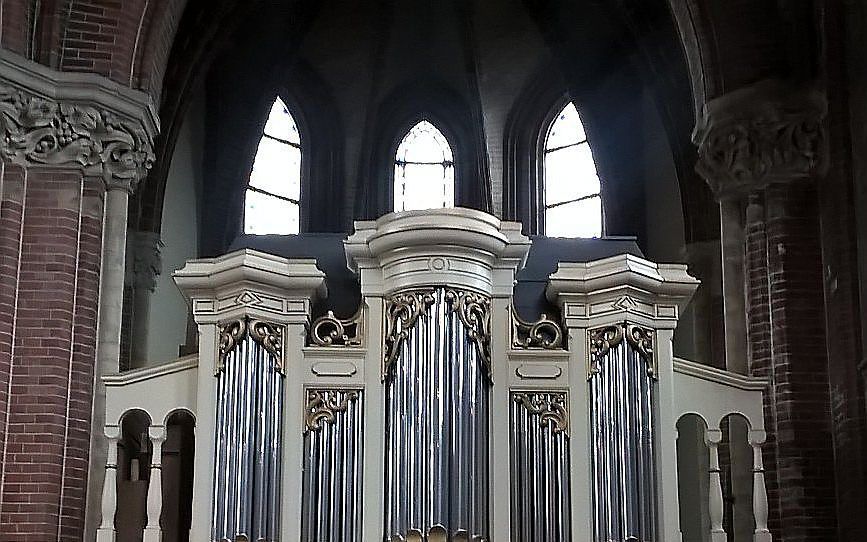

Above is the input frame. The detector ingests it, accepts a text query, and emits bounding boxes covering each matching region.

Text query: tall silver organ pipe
[510,392,571,542]
[383,288,492,542]
[213,318,284,542]
[301,389,364,542]
[588,324,657,542]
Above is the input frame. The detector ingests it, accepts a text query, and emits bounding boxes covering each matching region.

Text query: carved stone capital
[125,231,163,292]
[0,51,157,192]
[693,80,827,200]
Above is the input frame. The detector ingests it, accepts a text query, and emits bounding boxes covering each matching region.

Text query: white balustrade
[705,428,727,542]
[95,426,120,542]
[750,430,772,542]
[143,426,166,542]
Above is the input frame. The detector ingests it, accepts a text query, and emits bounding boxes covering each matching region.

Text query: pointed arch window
[244,97,301,234]
[543,102,602,237]
[394,120,454,212]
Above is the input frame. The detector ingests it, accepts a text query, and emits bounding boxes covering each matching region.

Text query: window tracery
[544,102,602,237]
[393,120,455,212]
[244,97,302,234]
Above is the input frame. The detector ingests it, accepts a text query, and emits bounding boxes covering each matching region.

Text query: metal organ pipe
[213,319,284,542]
[510,391,571,541]
[383,288,491,542]
[301,388,364,542]
[588,323,657,542]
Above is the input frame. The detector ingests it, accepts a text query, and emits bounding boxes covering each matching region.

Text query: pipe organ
[172,208,700,541]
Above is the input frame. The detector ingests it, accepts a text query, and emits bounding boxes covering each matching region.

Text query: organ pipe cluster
[588,323,657,542]
[510,391,571,541]
[301,389,364,541]
[213,318,285,542]
[383,288,492,541]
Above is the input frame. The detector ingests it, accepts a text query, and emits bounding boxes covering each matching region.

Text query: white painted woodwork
[705,428,727,542]
[143,426,166,542]
[95,427,121,542]
[750,430,773,542]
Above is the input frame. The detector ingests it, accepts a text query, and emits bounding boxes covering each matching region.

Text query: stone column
[0,51,156,540]
[694,79,837,541]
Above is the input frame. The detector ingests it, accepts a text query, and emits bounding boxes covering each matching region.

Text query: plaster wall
[144,92,204,362]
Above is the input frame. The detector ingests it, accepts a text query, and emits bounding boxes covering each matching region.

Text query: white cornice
[174,249,326,298]
[174,249,327,323]
[344,207,531,296]
[546,254,698,303]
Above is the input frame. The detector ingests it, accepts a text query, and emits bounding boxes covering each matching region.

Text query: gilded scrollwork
[589,325,624,359]
[217,317,284,374]
[304,389,359,433]
[511,306,564,350]
[445,288,492,379]
[310,307,363,347]
[249,319,284,370]
[514,392,569,435]
[0,86,154,190]
[626,324,656,378]
[588,323,655,379]
[217,319,246,374]
[383,289,436,378]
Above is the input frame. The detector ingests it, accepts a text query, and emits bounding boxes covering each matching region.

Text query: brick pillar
[764,182,837,541]
[0,166,106,540]
[694,79,838,541]
[0,53,155,540]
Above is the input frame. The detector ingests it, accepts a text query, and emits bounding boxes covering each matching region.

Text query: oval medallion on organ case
[516,364,562,380]
[311,361,357,377]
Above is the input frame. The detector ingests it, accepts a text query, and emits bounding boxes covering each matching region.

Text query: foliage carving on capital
[0,85,154,191]
[693,81,827,199]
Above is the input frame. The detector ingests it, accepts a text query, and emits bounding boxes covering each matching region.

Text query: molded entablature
[173,248,326,325]
[344,207,531,297]
[546,254,699,329]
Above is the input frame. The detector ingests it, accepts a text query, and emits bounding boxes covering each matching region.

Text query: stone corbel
[693,79,828,200]
[125,231,164,292]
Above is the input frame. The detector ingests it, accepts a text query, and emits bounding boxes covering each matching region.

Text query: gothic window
[543,102,602,237]
[394,120,455,212]
[244,97,302,234]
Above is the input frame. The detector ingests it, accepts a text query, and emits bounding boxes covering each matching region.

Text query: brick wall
[0,1,185,104]
[0,165,104,541]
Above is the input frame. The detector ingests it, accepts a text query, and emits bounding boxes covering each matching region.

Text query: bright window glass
[543,102,602,237]
[244,97,301,234]
[394,121,455,212]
